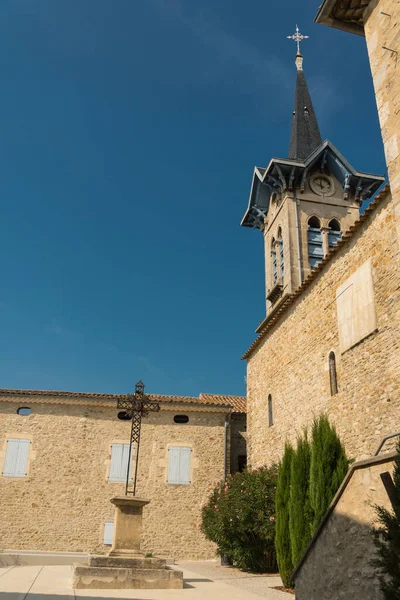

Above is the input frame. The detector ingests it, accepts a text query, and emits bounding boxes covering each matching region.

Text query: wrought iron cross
[117,380,160,496]
[287,25,309,55]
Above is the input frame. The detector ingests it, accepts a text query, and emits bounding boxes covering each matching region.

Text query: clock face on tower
[309,173,335,197]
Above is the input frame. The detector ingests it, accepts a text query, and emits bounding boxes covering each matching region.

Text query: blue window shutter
[308,227,324,270]
[168,447,191,484]
[328,230,342,248]
[168,447,180,483]
[103,521,114,545]
[109,443,132,482]
[3,439,30,477]
[179,447,191,484]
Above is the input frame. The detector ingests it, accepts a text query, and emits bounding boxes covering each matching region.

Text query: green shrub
[275,442,294,587]
[289,433,312,567]
[201,466,278,572]
[309,415,348,531]
[373,441,400,600]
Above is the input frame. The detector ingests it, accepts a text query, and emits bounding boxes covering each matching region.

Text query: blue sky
[0,0,386,397]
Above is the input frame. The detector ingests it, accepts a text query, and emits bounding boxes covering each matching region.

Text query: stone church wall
[246,188,400,466]
[0,397,227,559]
[365,0,400,246]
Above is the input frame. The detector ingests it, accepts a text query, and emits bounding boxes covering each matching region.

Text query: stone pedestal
[109,496,149,556]
[72,496,183,590]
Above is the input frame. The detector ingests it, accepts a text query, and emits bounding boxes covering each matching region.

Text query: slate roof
[288,66,322,160]
[242,183,391,360]
[0,388,246,413]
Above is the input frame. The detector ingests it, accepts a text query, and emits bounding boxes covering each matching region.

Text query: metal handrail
[374,432,400,456]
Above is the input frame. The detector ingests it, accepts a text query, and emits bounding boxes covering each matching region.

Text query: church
[241,30,400,467]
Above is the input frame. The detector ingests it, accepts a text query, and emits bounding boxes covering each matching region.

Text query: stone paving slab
[0,562,293,600]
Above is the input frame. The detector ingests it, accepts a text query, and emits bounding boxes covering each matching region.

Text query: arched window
[308,217,323,270]
[271,238,277,284]
[329,351,338,396]
[268,395,274,427]
[277,228,284,278]
[328,219,342,249]
[17,407,32,416]
[173,415,189,424]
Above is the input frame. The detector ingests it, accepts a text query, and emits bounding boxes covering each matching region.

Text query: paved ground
[0,561,292,599]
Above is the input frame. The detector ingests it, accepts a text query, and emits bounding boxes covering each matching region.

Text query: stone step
[0,550,89,567]
[73,565,183,590]
[89,555,166,569]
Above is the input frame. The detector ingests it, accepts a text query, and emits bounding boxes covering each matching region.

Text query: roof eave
[314,0,366,36]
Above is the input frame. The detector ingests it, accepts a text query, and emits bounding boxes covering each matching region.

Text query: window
[103,521,114,545]
[238,455,247,473]
[17,407,32,416]
[173,415,189,424]
[328,219,342,249]
[117,411,131,421]
[2,439,30,477]
[308,217,324,270]
[108,443,132,482]
[329,352,338,396]
[272,238,277,284]
[277,228,284,278]
[168,446,191,484]
[268,395,274,427]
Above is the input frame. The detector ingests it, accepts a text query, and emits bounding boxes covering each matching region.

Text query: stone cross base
[72,496,183,590]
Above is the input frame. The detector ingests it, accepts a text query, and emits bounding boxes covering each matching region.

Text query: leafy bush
[275,442,294,587]
[201,466,278,572]
[309,415,348,531]
[373,441,400,599]
[289,433,312,566]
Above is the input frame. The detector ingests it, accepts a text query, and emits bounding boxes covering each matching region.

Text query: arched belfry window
[268,395,274,427]
[329,351,338,396]
[277,228,284,278]
[328,219,342,249]
[271,238,277,284]
[308,217,323,270]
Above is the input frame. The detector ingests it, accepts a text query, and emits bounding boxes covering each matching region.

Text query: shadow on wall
[294,511,383,600]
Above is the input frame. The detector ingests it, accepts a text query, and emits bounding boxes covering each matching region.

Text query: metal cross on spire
[287,25,309,56]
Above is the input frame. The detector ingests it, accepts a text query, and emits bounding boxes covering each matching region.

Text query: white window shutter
[179,447,191,484]
[103,521,114,545]
[3,439,30,477]
[109,443,132,482]
[168,447,191,484]
[168,447,180,483]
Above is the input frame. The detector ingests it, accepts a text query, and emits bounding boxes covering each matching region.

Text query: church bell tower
[241,27,384,318]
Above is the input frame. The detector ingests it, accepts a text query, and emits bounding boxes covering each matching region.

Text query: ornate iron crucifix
[117,380,160,496]
[287,25,309,55]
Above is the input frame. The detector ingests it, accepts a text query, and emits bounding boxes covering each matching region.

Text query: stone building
[241,32,399,465]
[0,388,245,560]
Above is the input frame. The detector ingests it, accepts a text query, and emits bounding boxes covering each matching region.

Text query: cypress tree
[373,442,400,599]
[309,415,348,532]
[289,433,312,567]
[275,442,294,587]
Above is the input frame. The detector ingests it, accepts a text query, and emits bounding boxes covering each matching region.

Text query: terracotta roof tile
[0,388,246,413]
[242,184,391,360]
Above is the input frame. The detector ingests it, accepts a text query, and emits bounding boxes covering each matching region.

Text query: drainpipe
[224,411,232,481]
[294,187,303,285]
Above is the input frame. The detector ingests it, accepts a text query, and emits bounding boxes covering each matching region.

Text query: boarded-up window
[103,521,114,545]
[108,443,132,482]
[2,439,30,477]
[329,352,338,396]
[168,446,191,484]
[336,260,377,353]
[268,395,274,427]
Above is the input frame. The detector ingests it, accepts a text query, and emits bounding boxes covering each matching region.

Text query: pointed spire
[287,27,322,161]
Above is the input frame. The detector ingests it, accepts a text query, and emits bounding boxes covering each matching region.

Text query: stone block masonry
[245,188,400,466]
[0,398,231,560]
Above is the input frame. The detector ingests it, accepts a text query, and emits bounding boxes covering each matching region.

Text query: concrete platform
[73,564,183,589]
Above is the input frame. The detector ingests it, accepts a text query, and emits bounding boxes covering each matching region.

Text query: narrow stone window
[328,219,342,249]
[329,351,338,396]
[277,227,284,278]
[268,395,274,427]
[308,216,323,270]
[173,415,189,424]
[271,238,277,284]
